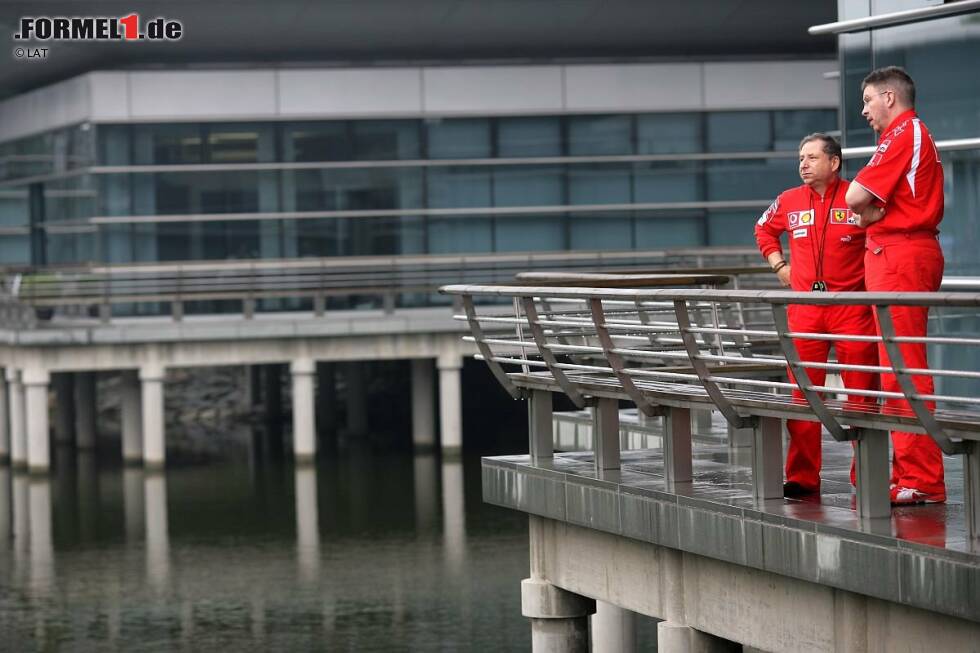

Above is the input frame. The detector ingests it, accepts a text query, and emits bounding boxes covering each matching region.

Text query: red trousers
[785,304,879,490]
[865,238,946,497]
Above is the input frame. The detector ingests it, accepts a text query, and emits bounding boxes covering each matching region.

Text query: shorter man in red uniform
[755,133,878,497]
[845,66,947,505]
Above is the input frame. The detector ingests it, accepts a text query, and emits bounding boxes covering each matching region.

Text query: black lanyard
[808,179,839,284]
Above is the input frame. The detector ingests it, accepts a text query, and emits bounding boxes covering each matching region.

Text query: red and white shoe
[890,486,946,505]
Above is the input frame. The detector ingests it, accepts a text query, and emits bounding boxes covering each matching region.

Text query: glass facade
[0,110,837,265]
[838,0,980,274]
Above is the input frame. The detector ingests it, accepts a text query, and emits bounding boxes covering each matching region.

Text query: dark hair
[798,132,842,163]
[861,66,915,106]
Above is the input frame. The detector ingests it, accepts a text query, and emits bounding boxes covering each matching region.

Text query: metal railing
[441,281,980,543]
[0,247,766,327]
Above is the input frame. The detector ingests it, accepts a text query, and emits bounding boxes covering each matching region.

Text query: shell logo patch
[788,210,813,228]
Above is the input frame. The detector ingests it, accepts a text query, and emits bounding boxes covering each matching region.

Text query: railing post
[663,407,693,489]
[593,397,620,473]
[529,390,553,465]
[854,428,890,522]
[964,441,980,549]
[752,416,783,500]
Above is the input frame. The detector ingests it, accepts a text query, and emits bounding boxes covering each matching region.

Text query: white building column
[8,368,26,468]
[437,355,463,455]
[290,358,316,463]
[411,359,435,451]
[52,373,75,446]
[140,365,166,470]
[74,371,97,450]
[23,368,51,473]
[120,370,143,464]
[0,369,9,463]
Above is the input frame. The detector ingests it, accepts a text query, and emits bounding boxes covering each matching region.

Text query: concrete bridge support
[437,355,462,455]
[73,371,97,450]
[140,365,166,469]
[120,370,143,464]
[8,368,26,468]
[23,367,50,473]
[290,358,316,463]
[524,516,595,652]
[591,601,637,652]
[52,373,74,446]
[0,370,9,463]
[411,358,435,451]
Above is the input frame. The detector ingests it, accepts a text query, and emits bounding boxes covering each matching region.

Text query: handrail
[843,136,980,160]
[809,0,980,35]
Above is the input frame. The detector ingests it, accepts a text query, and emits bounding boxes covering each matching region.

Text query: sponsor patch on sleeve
[788,210,813,228]
[757,198,779,226]
[792,228,808,239]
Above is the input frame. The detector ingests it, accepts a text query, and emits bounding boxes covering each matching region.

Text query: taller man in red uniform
[845,66,947,505]
[755,133,878,497]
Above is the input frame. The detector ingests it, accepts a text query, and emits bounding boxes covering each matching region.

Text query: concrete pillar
[140,365,166,470]
[658,623,741,652]
[23,368,51,473]
[344,362,368,435]
[120,370,143,464]
[294,465,320,580]
[525,515,595,652]
[290,358,316,463]
[0,370,9,463]
[52,373,75,446]
[694,408,714,435]
[592,601,637,652]
[8,369,26,468]
[437,356,462,455]
[74,371,97,450]
[410,359,436,451]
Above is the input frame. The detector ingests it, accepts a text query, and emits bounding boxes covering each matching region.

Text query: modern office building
[0,2,841,269]
[831,0,980,275]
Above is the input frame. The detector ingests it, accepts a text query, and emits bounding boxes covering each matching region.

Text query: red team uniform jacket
[754,179,866,291]
[853,109,944,242]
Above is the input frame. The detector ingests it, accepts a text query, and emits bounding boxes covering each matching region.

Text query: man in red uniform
[755,133,878,497]
[845,66,947,505]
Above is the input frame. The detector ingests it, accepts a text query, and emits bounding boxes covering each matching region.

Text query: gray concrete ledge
[483,453,980,624]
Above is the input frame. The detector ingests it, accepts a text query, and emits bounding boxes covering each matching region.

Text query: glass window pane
[568,165,631,204]
[427,167,491,209]
[493,166,562,207]
[428,217,492,253]
[206,123,275,163]
[635,212,704,249]
[426,119,491,159]
[352,121,421,160]
[495,215,564,252]
[133,124,203,165]
[569,213,631,250]
[567,115,632,156]
[773,110,838,151]
[707,210,757,246]
[284,122,352,162]
[634,162,702,203]
[707,112,772,152]
[636,113,702,154]
[705,158,798,201]
[99,125,131,166]
[497,117,562,157]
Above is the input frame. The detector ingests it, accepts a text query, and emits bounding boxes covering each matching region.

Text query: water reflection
[295,465,320,581]
[145,472,170,591]
[0,448,531,650]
